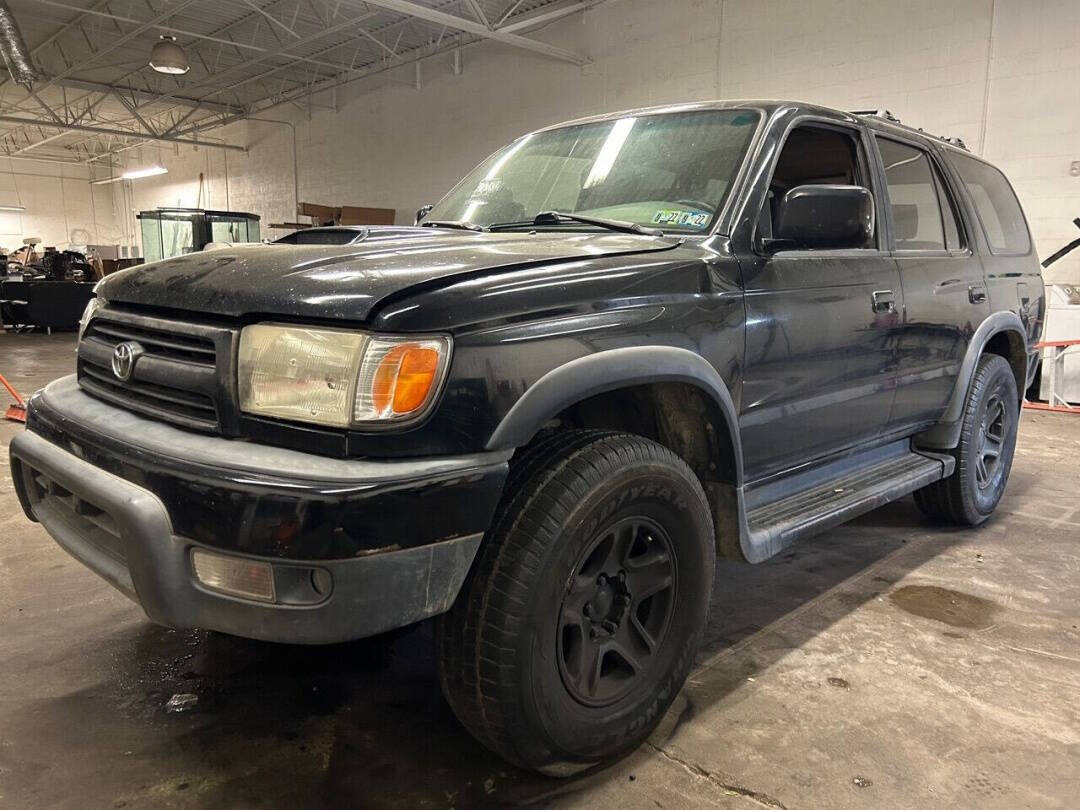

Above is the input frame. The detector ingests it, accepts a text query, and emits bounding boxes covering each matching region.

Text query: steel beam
[355,0,589,64]
[497,0,605,33]
[0,115,246,152]
[50,77,242,116]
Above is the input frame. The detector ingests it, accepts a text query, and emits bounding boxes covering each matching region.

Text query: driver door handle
[871,289,896,314]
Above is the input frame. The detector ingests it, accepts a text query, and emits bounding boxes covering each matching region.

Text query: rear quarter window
[948,153,1031,255]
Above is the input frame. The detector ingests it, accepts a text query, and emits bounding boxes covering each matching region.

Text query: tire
[436,430,715,774]
[914,354,1019,525]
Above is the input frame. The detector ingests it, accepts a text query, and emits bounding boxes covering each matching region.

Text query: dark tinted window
[937,179,963,251]
[765,125,875,247]
[949,153,1030,254]
[876,137,945,251]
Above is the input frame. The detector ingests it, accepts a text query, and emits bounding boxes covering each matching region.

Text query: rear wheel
[436,431,714,774]
[914,354,1019,525]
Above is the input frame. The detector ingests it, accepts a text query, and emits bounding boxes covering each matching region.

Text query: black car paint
[12,101,1044,643]
[88,101,1045,489]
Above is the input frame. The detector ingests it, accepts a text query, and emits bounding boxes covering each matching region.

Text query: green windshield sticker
[653,210,710,229]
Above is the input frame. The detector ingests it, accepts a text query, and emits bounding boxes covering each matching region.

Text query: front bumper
[10,377,511,644]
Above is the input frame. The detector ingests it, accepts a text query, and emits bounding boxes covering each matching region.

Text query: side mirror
[768,184,874,251]
[415,204,433,225]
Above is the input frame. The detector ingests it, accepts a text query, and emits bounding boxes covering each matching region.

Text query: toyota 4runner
[9,101,1044,773]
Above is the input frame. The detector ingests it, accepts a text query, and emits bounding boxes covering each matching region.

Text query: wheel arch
[917,311,1028,450]
[487,347,744,482]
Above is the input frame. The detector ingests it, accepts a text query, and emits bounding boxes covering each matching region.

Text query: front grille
[87,320,216,364]
[77,308,236,434]
[79,361,218,425]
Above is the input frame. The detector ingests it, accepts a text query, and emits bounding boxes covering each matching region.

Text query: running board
[739,440,954,562]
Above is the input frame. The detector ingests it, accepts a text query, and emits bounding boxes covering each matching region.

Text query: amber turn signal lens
[372,344,441,415]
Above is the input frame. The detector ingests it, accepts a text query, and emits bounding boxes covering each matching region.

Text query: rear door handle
[969,285,987,304]
[872,290,896,314]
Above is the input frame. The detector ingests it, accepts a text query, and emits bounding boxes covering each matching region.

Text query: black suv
[10,101,1044,774]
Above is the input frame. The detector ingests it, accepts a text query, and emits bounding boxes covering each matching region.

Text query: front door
[737,122,902,481]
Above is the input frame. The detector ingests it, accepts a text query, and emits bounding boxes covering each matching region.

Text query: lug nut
[617,570,626,583]
[583,602,593,617]
[603,620,617,634]
[597,573,607,586]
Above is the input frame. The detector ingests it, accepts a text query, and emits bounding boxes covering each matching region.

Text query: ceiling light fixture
[0,204,25,211]
[91,166,169,185]
[149,35,189,75]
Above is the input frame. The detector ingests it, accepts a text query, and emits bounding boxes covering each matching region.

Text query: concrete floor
[1,331,1079,809]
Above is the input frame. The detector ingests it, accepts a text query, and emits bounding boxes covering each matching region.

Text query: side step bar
[738,440,954,563]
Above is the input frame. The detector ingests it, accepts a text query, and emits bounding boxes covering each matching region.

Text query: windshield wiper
[420,219,487,232]
[490,211,663,237]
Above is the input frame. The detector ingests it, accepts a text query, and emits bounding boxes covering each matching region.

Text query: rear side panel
[939,147,1045,358]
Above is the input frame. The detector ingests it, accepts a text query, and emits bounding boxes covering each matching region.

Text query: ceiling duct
[0,1,37,88]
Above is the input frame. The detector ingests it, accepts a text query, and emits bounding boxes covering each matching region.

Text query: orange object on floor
[1,373,26,423]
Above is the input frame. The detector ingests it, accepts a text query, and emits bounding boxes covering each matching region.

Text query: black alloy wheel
[974,391,1006,489]
[914,353,1018,525]
[557,517,677,707]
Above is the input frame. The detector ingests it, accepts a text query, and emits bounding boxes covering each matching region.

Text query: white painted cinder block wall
[121,0,1080,281]
[0,157,123,253]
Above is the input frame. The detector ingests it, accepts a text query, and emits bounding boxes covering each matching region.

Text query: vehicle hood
[98,230,682,321]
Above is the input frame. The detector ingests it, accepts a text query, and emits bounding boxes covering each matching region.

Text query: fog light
[192,549,276,603]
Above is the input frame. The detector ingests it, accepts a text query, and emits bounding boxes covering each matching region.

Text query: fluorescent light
[123,165,168,180]
[0,204,25,211]
[91,165,168,185]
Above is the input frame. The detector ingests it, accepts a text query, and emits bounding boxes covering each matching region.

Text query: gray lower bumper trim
[10,429,483,644]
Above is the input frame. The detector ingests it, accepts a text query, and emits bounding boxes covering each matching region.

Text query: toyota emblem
[111,341,144,381]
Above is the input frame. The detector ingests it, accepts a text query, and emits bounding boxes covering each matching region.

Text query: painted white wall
[120,0,1080,280]
[0,157,124,255]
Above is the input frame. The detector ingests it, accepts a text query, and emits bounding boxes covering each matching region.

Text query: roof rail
[850,109,969,151]
[850,109,901,123]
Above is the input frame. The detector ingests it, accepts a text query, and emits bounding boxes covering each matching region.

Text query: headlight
[238,323,451,428]
[77,297,106,342]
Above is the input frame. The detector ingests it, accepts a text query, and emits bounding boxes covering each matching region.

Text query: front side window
[876,137,947,252]
[427,109,761,233]
[762,124,875,247]
[949,153,1031,255]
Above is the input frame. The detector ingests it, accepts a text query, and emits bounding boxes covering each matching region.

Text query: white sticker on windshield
[653,210,709,229]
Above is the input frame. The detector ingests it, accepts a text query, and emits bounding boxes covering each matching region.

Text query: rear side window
[949,153,1031,255]
[876,137,948,251]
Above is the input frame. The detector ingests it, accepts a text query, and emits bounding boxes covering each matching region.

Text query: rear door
[737,121,902,481]
[872,134,990,429]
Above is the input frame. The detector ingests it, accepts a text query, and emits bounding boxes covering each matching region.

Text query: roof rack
[849,109,969,151]
[850,108,901,123]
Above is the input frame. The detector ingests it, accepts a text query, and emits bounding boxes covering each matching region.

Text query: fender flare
[485,345,744,485]
[918,310,1028,449]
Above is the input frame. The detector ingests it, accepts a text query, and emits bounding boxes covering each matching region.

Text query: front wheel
[915,353,1019,525]
[436,431,715,774]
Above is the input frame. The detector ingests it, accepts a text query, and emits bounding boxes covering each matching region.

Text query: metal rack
[850,109,969,150]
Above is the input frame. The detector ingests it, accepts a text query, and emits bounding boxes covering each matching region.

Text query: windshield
[427,109,760,233]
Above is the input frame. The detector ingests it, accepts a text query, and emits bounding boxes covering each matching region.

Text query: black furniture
[0,279,95,332]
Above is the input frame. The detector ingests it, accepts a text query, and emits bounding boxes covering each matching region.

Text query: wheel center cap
[593,586,614,616]
[586,572,631,634]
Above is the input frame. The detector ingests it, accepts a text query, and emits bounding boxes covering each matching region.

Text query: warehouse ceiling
[0,0,597,168]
